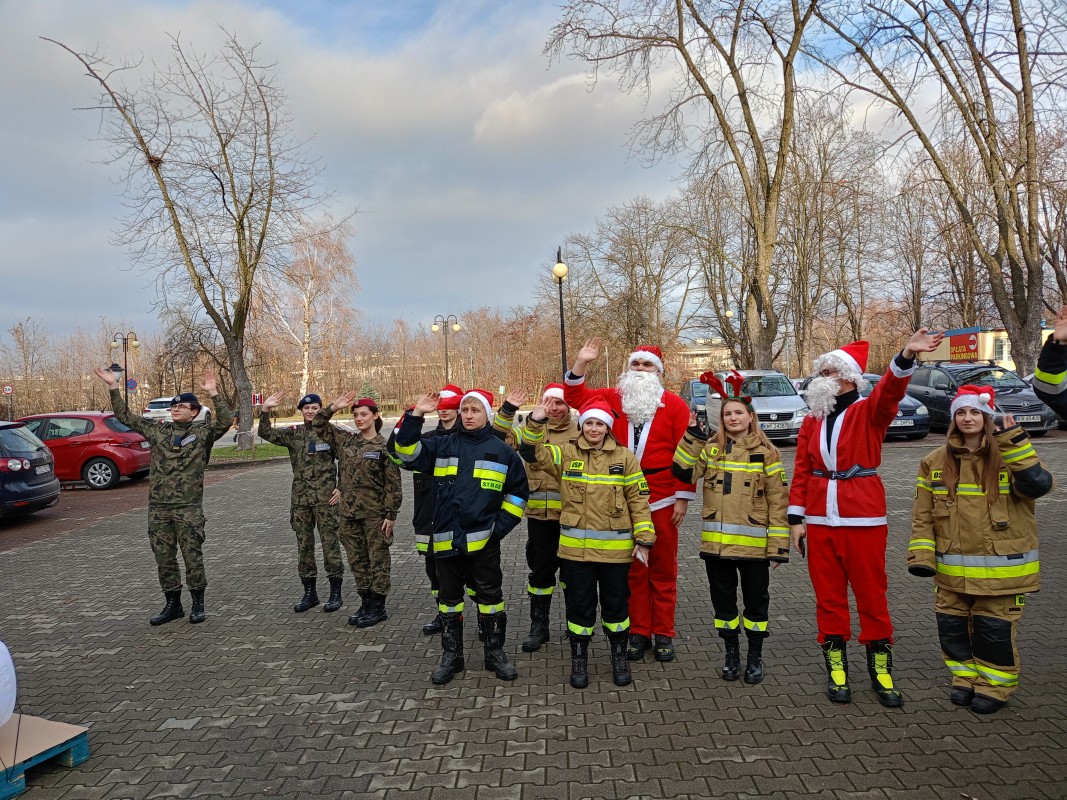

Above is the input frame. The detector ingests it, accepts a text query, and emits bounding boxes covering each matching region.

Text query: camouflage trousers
[148,505,206,593]
[339,516,392,595]
[291,504,344,579]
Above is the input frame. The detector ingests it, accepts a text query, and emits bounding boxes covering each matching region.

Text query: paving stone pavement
[2,437,1067,800]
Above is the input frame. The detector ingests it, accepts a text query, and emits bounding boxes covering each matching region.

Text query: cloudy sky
[0,0,680,337]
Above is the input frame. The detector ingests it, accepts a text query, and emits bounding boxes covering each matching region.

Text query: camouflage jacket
[258,412,338,507]
[313,408,402,520]
[109,388,233,507]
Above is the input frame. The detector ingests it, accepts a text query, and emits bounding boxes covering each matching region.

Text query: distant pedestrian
[93,366,233,626]
[258,392,344,614]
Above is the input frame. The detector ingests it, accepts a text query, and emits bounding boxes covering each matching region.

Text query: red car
[17,412,151,490]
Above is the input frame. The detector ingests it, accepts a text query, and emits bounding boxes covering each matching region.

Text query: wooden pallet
[0,714,89,799]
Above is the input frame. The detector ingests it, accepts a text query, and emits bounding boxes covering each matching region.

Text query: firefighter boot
[482,613,519,681]
[821,636,852,704]
[422,614,444,635]
[866,639,904,708]
[744,636,765,685]
[721,634,741,681]
[322,577,343,613]
[348,591,371,626]
[293,578,319,613]
[189,589,206,624]
[626,633,651,661]
[150,590,184,626]
[356,592,388,628]
[569,636,590,689]
[431,613,465,685]
[522,594,552,652]
[608,631,632,687]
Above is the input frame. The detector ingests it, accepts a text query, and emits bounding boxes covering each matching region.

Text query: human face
[438,408,458,426]
[582,418,608,446]
[629,358,660,374]
[815,368,855,395]
[721,400,753,436]
[170,403,198,423]
[460,400,488,430]
[300,403,321,423]
[544,397,570,419]
[352,406,378,434]
[954,406,987,436]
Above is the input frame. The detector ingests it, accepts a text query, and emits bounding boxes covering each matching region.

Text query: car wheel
[82,457,120,490]
[1030,429,1048,437]
[906,432,929,440]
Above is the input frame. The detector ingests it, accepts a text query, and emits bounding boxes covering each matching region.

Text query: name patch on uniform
[363,451,381,460]
[481,479,503,491]
[609,464,624,475]
[709,446,719,456]
[315,441,331,452]
[638,478,649,493]
[569,460,585,471]
[180,434,196,447]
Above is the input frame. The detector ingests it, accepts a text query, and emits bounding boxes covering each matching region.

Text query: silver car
[704,370,809,441]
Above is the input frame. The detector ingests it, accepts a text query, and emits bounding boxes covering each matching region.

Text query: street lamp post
[553,247,568,377]
[110,331,140,407]
[431,315,461,383]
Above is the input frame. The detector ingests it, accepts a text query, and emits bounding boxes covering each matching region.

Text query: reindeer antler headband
[699,370,753,406]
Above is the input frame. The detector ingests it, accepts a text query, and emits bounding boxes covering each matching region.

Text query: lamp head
[431,323,441,333]
[452,322,461,333]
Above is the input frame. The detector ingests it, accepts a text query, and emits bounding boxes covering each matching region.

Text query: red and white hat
[813,340,869,381]
[542,383,566,402]
[461,388,494,419]
[578,398,615,428]
[437,384,464,410]
[950,384,996,418]
[628,345,664,373]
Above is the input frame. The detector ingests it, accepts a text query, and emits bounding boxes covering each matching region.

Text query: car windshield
[690,383,708,399]
[955,367,1028,389]
[104,417,134,433]
[147,400,171,410]
[741,375,796,397]
[0,426,46,454]
[860,377,880,398]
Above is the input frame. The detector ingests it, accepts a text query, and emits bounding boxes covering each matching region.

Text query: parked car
[0,421,60,517]
[797,373,930,439]
[142,396,212,424]
[704,369,809,441]
[678,378,710,426]
[17,412,151,489]
[906,361,1058,435]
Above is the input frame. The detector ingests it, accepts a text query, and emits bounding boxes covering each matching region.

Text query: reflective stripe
[464,528,494,552]
[395,440,422,461]
[633,521,655,538]
[976,663,1018,686]
[478,602,505,614]
[432,531,454,554]
[568,621,594,636]
[743,617,767,633]
[945,659,979,678]
[560,527,633,551]
[438,601,464,613]
[1002,442,1036,463]
[528,584,555,596]
[701,457,763,474]
[765,462,785,477]
[562,473,628,486]
[527,491,562,511]
[501,494,526,519]
[1034,367,1066,385]
[935,549,1040,579]
[433,456,459,477]
[430,589,439,598]
[701,521,768,548]
[602,618,630,633]
[909,538,936,552]
[521,426,545,443]
[467,587,477,597]
[473,459,509,481]
[545,444,562,465]
[673,444,698,466]
[714,616,740,630]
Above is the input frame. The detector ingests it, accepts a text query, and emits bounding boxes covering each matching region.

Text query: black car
[906,361,1057,435]
[797,373,931,439]
[0,421,61,518]
[678,378,709,425]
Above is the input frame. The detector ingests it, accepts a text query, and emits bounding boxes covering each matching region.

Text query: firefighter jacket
[909,425,1054,595]
[1032,333,1067,420]
[496,405,577,521]
[672,427,790,562]
[393,411,529,558]
[387,418,459,554]
[312,409,402,522]
[519,416,654,564]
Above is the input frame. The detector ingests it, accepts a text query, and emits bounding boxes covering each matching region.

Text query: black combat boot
[322,577,343,613]
[348,591,371,626]
[626,633,651,661]
[970,694,1006,714]
[189,589,206,624]
[356,592,388,628]
[608,631,632,687]
[744,636,765,684]
[293,578,320,613]
[569,636,590,689]
[431,613,465,685]
[653,634,676,662]
[522,594,552,652]
[150,590,184,626]
[866,639,904,708]
[721,634,741,681]
[822,636,852,704]
[422,614,444,635]
[482,613,518,681]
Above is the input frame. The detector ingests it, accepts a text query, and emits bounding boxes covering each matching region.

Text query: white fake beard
[804,376,840,420]
[618,370,663,426]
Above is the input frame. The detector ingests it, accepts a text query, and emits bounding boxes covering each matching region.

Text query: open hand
[92,365,119,387]
[1053,305,1067,344]
[413,393,439,415]
[262,391,283,411]
[505,387,528,408]
[529,402,549,423]
[331,390,358,412]
[574,337,601,370]
[903,328,945,358]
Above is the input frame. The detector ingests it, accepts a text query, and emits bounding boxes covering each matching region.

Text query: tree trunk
[225,335,255,451]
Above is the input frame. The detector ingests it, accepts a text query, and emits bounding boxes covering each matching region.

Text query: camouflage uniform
[258,412,343,579]
[109,388,233,592]
[313,409,402,595]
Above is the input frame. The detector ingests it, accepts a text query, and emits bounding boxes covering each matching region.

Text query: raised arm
[200,371,234,442]
[516,406,565,478]
[94,366,154,439]
[257,392,292,447]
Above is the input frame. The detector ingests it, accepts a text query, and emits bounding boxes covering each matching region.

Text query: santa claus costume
[565,345,696,662]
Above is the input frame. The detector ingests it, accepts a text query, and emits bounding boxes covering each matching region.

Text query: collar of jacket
[436,420,459,433]
[576,433,617,453]
[458,423,494,442]
[947,431,990,457]
[725,432,761,451]
[547,415,575,432]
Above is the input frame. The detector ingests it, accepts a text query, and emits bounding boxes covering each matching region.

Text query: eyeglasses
[817,370,840,379]
[170,403,194,411]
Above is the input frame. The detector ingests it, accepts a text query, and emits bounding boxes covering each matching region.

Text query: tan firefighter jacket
[909,426,1054,595]
[501,411,577,521]
[672,428,790,562]
[519,416,654,563]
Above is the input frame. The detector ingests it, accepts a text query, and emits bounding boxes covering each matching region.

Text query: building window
[994,337,1009,362]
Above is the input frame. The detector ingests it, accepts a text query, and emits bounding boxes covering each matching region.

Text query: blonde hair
[715,398,780,459]
[944,414,1004,505]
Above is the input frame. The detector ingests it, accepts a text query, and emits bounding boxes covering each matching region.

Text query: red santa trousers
[629,504,679,638]
[807,522,893,645]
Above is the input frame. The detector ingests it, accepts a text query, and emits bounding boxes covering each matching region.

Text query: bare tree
[47,32,322,447]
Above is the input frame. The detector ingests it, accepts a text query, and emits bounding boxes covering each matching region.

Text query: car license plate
[140,441,151,449]
[1015,415,1041,423]
[760,422,789,430]
[35,465,50,475]
[889,419,913,427]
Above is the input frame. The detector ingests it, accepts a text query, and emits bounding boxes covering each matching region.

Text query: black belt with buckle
[812,466,879,480]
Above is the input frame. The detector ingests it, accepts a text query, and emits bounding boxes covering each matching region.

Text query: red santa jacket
[788,358,914,526]
[564,373,696,511]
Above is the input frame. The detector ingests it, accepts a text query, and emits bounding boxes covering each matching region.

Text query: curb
[207,456,289,471]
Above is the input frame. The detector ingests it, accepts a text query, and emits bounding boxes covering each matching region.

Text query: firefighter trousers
[936,587,1025,703]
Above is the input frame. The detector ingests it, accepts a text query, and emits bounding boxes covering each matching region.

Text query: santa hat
[628,345,664,374]
[813,341,869,382]
[461,388,494,420]
[437,384,464,410]
[578,398,615,428]
[950,384,996,418]
[542,383,566,402]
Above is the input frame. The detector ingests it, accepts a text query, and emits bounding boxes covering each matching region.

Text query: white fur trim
[439,389,460,399]
[565,372,586,386]
[888,358,915,378]
[628,350,664,373]
[950,394,995,417]
[814,351,862,380]
[787,505,806,517]
[461,391,493,419]
[542,387,565,401]
[578,408,614,427]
